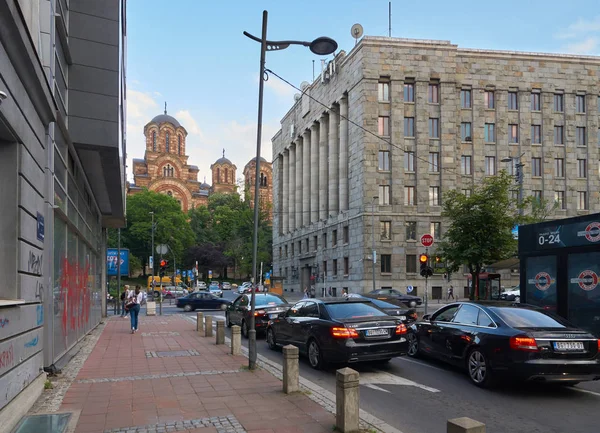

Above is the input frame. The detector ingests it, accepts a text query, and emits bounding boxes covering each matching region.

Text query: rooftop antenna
[351,23,364,46]
[164,101,167,114]
[389,2,392,37]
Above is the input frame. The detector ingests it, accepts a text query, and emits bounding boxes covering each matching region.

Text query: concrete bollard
[204,316,213,337]
[216,320,225,345]
[282,345,299,394]
[146,301,156,316]
[335,367,360,433]
[447,418,486,433]
[196,312,204,334]
[231,325,241,355]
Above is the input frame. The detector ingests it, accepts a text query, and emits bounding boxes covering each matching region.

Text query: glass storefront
[568,252,600,336]
[525,255,557,311]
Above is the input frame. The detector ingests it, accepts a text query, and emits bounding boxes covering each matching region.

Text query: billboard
[568,252,600,335]
[525,255,557,310]
[107,248,129,276]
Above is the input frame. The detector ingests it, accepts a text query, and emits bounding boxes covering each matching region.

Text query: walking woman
[128,285,143,334]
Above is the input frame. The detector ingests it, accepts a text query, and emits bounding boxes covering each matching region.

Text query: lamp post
[244,10,337,370]
[371,196,379,293]
[150,211,155,289]
[501,153,525,216]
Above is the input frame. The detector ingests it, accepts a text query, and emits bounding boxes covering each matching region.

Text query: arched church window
[167,191,173,197]
[217,168,220,182]
[163,164,174,177]
[152,131,157,151]
[225,168,228,183]
[260,173,268,187]
[165,132,170,152]
[178,135,182,155]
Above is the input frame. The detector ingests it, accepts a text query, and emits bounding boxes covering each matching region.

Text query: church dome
[215,156,232,165]
[150,113,181,128]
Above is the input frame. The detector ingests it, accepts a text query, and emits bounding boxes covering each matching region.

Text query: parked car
[162,286,187,299]
[408,301,600,388]
[267,298,409,369]
[364,288,423,308]
[176,291,231,312]
[237,282,253,294]
[196,281,207,290]
[500,286,520,302]
[348,294,417,324]
[226,293,290,337]
[222,282,232,290]
[209,282,223,298]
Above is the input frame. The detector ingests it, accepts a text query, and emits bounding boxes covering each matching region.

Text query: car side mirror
[278,311,286,318]
[422,314,431,321]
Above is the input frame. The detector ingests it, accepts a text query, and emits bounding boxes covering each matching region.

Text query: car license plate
[553,341,584,351]
[269,314,278,319]
[366,329,389,337]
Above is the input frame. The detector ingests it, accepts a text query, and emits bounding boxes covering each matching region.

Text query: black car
[226,293,290,338]
[408,302,600,388]
[364,288,423,308]
[266,298,409,369]
[176,291,231,312]
[349,295,417,323]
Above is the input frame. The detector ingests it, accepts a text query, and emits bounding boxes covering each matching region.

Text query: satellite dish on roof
[351,23,364,45]
[294,93,301,101]
[300,81,310,91]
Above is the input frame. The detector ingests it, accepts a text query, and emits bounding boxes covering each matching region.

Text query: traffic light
[435,256,441,263]
[419,254,433,277]
[159,259,168,278]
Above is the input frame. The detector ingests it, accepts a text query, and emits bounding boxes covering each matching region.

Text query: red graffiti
[59,257,91,335]
[0,345,13,370]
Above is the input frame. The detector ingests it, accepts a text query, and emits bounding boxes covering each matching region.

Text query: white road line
[360,370,441,393]
[573,388,600,398]
[364,383,392,394]
[396,356,448,372]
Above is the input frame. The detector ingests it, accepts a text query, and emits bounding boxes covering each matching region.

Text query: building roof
[188,165,199,170]
[150,113,181,128]
[132,158,145,163]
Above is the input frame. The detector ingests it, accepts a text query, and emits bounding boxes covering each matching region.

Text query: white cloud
[565,37,599,54]
[174,110,204,137]
[567,16,600,34]
[555,16,600,54]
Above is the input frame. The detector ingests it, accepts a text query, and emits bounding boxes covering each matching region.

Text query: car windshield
[325,302,388,319]
[254,294,287,307]
[490,307,568,329]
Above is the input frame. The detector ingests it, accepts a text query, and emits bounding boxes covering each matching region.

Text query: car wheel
[308,339,325,370]
[183,304,192,312]
[407,332,420,357]
[241,320,248,338]
[225,312,232,328]
[467,348,493,388]
[266,327,277,350]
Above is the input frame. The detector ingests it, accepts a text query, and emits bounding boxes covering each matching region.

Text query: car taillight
[395,324,407,335]
[254,310,266,316]
[509,335,538,352]
[331,327,359,339]
[597,339,600,351]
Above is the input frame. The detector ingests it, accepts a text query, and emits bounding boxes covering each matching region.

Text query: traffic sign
[407,285,414,293]
[420,234,434,247]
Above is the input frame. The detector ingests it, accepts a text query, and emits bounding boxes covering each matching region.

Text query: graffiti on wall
[0,345,13,370]
[58,257,91,335]
[24,336,39,348]
[0,319,9,328]
[27,251,43,275]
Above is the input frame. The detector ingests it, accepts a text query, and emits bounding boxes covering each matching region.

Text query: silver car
[209,283,223,298]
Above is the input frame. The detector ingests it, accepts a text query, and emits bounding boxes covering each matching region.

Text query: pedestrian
[127,285,143,334]
[120,285,131,318]
[303,287,309,299]
[447,285,454,301]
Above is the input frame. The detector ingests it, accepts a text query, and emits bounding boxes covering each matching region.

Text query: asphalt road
[146,291,600,433]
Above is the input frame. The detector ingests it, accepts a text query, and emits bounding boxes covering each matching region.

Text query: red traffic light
[160,259,167,267]
[419,254,428,264]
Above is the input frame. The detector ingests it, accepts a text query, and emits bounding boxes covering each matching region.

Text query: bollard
[282,345,299,394]
[196,312,204,334]
[335,367,360,433]
[231,325,241,355]
[146,301,156,316]
[216,320,225,345]
[447,418,486,433]
[204,316,213,337]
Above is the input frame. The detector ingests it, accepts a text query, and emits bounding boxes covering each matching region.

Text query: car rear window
[490,307,567,328]
[370,299,400,310]
[255,294,287,307]
[325,302,388,319]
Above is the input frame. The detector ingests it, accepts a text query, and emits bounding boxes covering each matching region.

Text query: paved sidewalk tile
[57,315,335,433]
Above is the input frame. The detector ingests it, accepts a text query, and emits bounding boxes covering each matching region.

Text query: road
[143,290,600,433]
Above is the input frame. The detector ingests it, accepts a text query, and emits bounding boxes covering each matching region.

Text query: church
[127,106,273,216]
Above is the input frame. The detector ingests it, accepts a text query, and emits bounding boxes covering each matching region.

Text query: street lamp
[150,211,155,286]
[501,153,525,216]
[371,196,379,293]
[244,10,337,370]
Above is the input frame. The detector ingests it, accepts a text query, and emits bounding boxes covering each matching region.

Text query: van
[147,276,190,294]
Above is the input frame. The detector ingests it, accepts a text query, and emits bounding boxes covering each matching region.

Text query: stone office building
[0,0,126,429]
[271,36,600,297]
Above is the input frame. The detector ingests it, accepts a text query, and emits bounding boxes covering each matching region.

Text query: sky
[125,0,600,184]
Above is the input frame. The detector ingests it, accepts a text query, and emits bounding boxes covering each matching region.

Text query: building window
[508,91,518,110]
[404,186,415,206]
[342,227,349,245]
[298,240,302,254]
[554,126,564,145]
[163,164,174,177]
[323,233,327,249]
[555,158,565,177]
[428,83,439,103]
[485,91,495,109]
[430,222,441,239]
[461,155,472,175]
[531,125,542,144]
[531,92,541,111]
[576,95,586,113]
[509,124,519,143]
[485,156,496,175]
[577,127,586,146]
[404,82,415,102]
[332,259,338,276]
[152,131,157,151]
[554,94,564,112]
[484,123,495,143]
[305,238,309,252]
[598,128,600,147]
[461,122,472,142]
[285,245,288,257]
[578,159,587,178]
[404,117,415,137]
[404,151,415,172]
[313,235,318,251]
[578,191,588,210]
[405,221,417,240]
[378,116,390,136]
[379,185,390,205]
[460,89,472,108]
[178,135,182,155]
[279,246,282,258]
[406,254,417,273]
[429,186,440,206]
[378,150,390,171]
[344,257,349,275]
[555,190,565,209]
[381,254,392,273]
[380,221,391,240]
[332,230,338,247]
[378,82,390,101]
[429,118,440,138]
[533,190,542,204]
[532,157,542,177]
[323,260,327,275]
[429,152,440,172]
[165,132,170,152]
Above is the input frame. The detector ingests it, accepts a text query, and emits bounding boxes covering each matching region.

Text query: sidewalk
[56,315,336,433]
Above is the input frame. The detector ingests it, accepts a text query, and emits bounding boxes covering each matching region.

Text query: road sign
[156,244,168,254]
[420,234,434,247]
[182,270,187,277]
[407,285,414,293]
[149,256,153,269]
[208,270,212,279]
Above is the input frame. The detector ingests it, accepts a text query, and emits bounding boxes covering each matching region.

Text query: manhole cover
[12,413,71,433]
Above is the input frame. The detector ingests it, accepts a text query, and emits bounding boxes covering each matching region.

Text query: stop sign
[420,234,434,247]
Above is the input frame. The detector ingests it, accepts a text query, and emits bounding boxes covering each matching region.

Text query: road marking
[360,370,440,393]
[573,388,600,398]
[396,356,447,372]
[364,383,391,393]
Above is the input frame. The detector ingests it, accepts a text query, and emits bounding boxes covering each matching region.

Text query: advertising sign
[531,219,600,251]
[525,255,557,309]
[107,249,129,276]
[568,252,600,335]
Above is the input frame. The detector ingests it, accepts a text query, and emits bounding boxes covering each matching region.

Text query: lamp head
[309,37,338,55]
[501,157,513,163]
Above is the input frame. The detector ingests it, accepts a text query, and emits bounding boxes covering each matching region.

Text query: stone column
[319,113,329,220]
[310,123,319,223]
[196,312,204,334]
[215,320,225,345]
[282,345,299,394]
[231,325,241,355]
[288,144,296,231]
[204,315,213,337]
[302,130,311,227]
[328,105,340,215]
[335,367,359,433]
[339,96,349,212]
[282,150,289,233]
[447,418,486,433]
[295,137,303,229]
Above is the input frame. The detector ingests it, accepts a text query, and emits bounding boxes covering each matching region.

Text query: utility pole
[116,228,121,316]
[150,211,155,287]
[371,196,379,293]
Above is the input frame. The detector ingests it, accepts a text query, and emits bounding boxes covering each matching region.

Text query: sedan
[500,287,520,302]
[176,291,231,312]
[408,302,600,387]
[348,294,417,324]
[222,282,232,290]
[226,293,290,338]
[162,286,187,299]
[364,288,423,308]
[266,298,409,369]
[196,281,207,290]
[209,286,223,298]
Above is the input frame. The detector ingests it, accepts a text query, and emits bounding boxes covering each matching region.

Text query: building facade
[0,0,126,429]
[211,151,238,194]
[243,156,273,221]
[272,36,600,297]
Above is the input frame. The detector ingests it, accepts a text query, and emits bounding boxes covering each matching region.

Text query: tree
[438,172,520,300]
